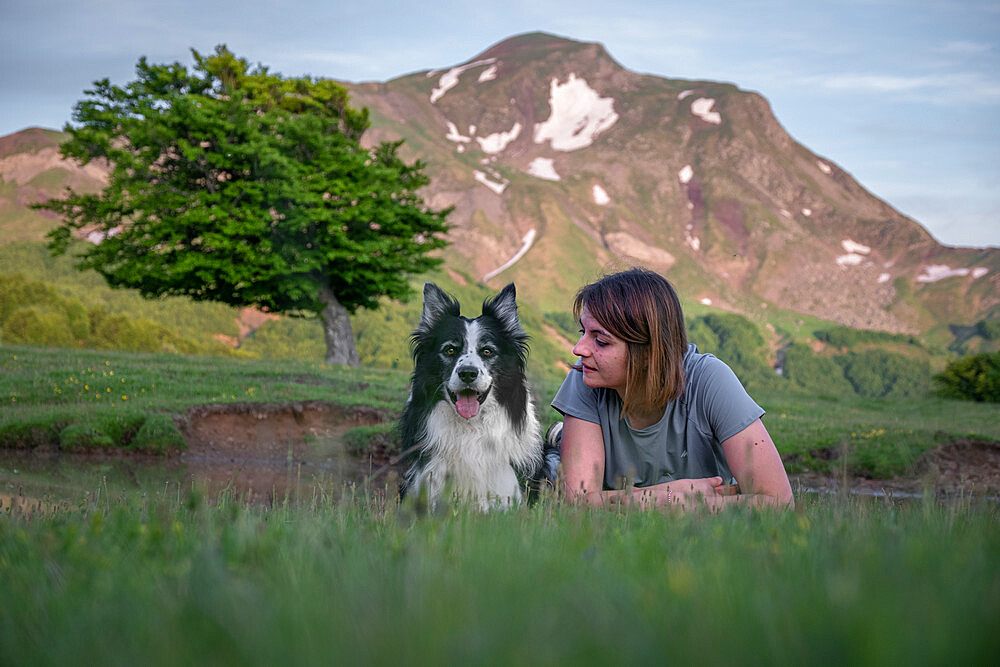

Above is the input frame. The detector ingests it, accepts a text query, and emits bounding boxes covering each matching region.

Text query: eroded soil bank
[3,402,999,506]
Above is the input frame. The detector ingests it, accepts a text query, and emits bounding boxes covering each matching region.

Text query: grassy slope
[4,345,999,479]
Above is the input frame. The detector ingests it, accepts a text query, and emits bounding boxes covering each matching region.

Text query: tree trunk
[318,285,360,366]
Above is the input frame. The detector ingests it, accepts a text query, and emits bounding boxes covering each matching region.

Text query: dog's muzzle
[447,386,491,419]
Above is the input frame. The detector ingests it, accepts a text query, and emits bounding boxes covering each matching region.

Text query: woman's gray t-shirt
[551,344,764,490]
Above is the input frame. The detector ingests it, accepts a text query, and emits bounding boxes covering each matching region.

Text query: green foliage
[544,311,578,337]
[237,317,325,361]
[977,319,1000,341]
[838,350,931,398]
[934,352,1000,403]
[58,423,115,450]
[688,312,776,387]
[781,343,854,396]
[342,423,400,458]
[131,414,186,453]
[0,272,229,355]
[37,45,450,363]
[816,325,919,348]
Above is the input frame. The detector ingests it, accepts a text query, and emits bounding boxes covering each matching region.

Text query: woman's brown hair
[573,268,688,420]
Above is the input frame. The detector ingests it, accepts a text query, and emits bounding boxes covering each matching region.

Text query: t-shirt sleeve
[690,355,765,443]
[550,369,602,424]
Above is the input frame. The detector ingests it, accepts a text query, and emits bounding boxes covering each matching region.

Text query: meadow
[3,344,999,481]
[2,484,998,665]
[1,343,999,664]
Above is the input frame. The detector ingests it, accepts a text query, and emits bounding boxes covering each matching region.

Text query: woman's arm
[693,419,794,510]
[559,415,724,508]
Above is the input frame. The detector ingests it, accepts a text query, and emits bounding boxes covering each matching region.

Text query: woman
[550,268,793,510]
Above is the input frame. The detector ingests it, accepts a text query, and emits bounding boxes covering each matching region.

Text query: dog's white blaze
[446,320,491,394]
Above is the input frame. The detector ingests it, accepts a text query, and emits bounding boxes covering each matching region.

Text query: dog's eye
[480,346,494,357]
[443,345,458,356]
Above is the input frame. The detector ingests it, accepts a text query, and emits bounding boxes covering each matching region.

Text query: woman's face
[572,304,629,394]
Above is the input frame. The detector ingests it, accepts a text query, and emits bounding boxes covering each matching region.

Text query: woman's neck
[626,408,662,430]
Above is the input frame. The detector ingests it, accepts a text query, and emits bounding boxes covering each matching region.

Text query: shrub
[839,350,931,398]
[934,352,1000,403]
[59,423,115,450]
[815,325,918,348]
[691,313,775,387]
[2,307,78,347]
[343,423,400,458]
[977,319,1000,341]
[131,414,187,454]
[781,343,854,396]
[0,421,60,449]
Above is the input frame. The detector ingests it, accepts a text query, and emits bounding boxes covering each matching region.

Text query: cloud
[804,71,1000,101]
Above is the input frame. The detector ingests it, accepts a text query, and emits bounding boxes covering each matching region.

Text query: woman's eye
[596,339,609,348]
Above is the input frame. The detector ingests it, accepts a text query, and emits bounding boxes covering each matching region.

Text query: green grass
[1,489,997,665]
[4,344,999,478]
[756,389,1000,477]
[0,344,410,452]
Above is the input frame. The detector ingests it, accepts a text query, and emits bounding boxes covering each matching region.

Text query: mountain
[0,127,107,243]
[2,32,997,350]
[344,32,999,338]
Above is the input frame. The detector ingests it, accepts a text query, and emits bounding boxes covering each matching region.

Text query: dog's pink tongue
[455,395,480,419]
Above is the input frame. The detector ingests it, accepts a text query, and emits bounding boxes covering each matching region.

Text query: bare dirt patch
[790,439,1000,499]
[177,401,386,461]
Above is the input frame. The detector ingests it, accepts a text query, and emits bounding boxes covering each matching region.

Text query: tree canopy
[39,46,450,365]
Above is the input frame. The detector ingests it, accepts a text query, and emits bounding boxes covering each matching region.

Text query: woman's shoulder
[683,344,743,392]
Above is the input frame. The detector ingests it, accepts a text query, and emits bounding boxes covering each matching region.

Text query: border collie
[398,282,546,510]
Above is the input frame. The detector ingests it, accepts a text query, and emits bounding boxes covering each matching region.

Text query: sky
[2,0,998,248]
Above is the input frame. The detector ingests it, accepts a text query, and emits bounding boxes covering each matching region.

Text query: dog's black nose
[457,366,479,383]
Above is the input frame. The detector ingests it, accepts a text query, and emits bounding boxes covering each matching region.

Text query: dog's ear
[420,282,460,329]
[483,283,523,335]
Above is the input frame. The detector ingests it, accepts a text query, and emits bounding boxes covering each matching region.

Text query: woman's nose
[572,337,589,357]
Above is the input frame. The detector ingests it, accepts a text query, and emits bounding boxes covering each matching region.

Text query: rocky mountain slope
[345,32,999,336]
[2,32,997,345]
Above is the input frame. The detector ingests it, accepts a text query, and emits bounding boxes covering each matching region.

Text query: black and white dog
[398,282,548,509]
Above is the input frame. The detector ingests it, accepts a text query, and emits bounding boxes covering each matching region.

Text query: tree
[38,46,449,365]
[934,352,1000,403]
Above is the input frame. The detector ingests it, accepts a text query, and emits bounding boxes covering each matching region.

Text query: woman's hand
[631,477,724,509]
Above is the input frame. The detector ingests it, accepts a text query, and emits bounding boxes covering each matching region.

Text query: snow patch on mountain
[842,239,871,254]
[818,161,833,174]
[527,157,560,181]
[478,64,498,82]
[678,90,695,100]
[476,122,522,154]
[917,264,989,282]
[474,170,507,195]
[445,122,472,143]
[533,74,619,151]
[678,165,694,184]
[430,59,496,103]
[837,254,865,267]
[878,273,892,284]
[690,98,721,124]
[592,184,610,205]
[482,229,536,282]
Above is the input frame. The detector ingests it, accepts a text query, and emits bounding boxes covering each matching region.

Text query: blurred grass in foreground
[1,488,997,665]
